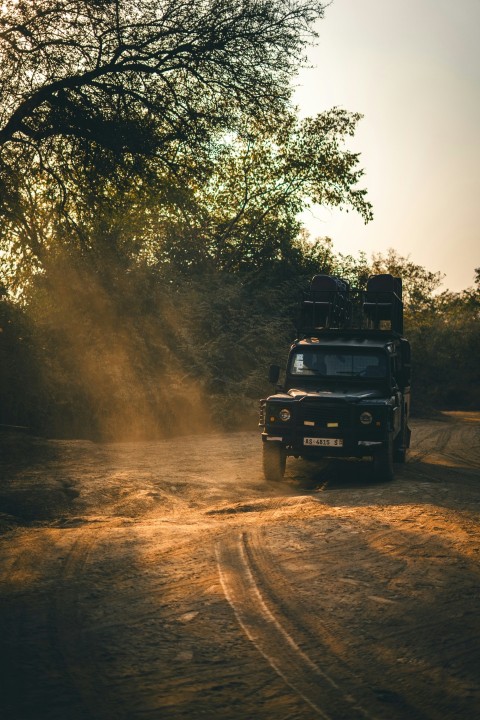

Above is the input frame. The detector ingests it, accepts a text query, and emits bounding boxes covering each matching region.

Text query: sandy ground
[0,412,479,720]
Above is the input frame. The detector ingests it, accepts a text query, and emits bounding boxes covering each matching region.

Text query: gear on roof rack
[298,273,403,335]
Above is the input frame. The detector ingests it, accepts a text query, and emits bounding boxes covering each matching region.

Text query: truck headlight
[360,411,373,425]
[279,408,291,422]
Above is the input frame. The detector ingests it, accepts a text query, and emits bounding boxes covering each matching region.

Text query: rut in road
[216,529,427,720]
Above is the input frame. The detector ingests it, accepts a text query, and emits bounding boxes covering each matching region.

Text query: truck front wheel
[263,443,286,482]
[373,436,394,482]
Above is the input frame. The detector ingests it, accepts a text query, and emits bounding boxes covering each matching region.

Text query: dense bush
[2,251,478,439]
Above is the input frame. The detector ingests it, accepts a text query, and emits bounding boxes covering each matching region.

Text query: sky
[294,0,480,292]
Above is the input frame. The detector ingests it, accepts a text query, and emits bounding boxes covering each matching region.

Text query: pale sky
[295,0,480,292]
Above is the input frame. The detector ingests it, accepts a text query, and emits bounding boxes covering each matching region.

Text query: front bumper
[262,430,388,458]
[261,397,393,458]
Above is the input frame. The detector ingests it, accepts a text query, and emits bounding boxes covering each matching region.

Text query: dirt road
[1,412,479,720]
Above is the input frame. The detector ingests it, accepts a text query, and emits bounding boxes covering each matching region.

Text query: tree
[179,109,373,273]
[0,107,374,293]
[1,0,331,287]
[0,0,326,155]
[368,254,480,412]
[370,248,444,320]
[0,1,381,437]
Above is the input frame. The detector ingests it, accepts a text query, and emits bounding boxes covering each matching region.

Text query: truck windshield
[289,349,387,379]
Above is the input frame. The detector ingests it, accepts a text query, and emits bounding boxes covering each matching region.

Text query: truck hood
[285,387,387,403]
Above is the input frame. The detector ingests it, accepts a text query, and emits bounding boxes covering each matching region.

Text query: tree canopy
[0,0,325,151]
[0,0,379,294]
[10,2,476,440]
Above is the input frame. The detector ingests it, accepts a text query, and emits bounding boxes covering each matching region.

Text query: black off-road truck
[259,274,411,482]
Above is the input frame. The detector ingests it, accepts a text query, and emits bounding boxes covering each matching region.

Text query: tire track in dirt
[49,525,204,720]
[241,512,480,720]
[409,419,480,468]
[0,527,102,720]
[216,529,400,720]
[50,529,113,720]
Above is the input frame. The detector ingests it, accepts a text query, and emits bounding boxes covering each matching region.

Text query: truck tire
[393,422,408,463]
[263,443,286,482]
[393,444,407,463]
[373,436,394,482]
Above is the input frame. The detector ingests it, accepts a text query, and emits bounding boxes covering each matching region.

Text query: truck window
[289,349,387,379]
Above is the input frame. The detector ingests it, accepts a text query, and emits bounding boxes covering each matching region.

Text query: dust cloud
[30,254,215,441]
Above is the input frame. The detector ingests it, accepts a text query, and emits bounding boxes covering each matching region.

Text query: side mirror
[268,364,280,384]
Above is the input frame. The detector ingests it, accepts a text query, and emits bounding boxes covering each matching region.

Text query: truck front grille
[297,402,351,429]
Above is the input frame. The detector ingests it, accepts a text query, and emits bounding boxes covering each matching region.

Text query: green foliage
[371,248,444,318]
[1,2,476,436]
[0,0,326,153]
[368,252,479,412]
[2,244,479,437]
[0,0,334,292]
[407,272,480,412]
[0,0,327,222]
[0,107,373,293]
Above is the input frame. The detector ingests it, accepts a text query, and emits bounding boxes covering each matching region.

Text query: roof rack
[299,275,352,331]
[298,273,404,335]
[363,274,403,334]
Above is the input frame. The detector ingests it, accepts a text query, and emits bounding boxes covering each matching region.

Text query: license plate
[303,437,343,447]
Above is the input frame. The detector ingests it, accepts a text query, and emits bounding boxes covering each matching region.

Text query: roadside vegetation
[0,1,478,438]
